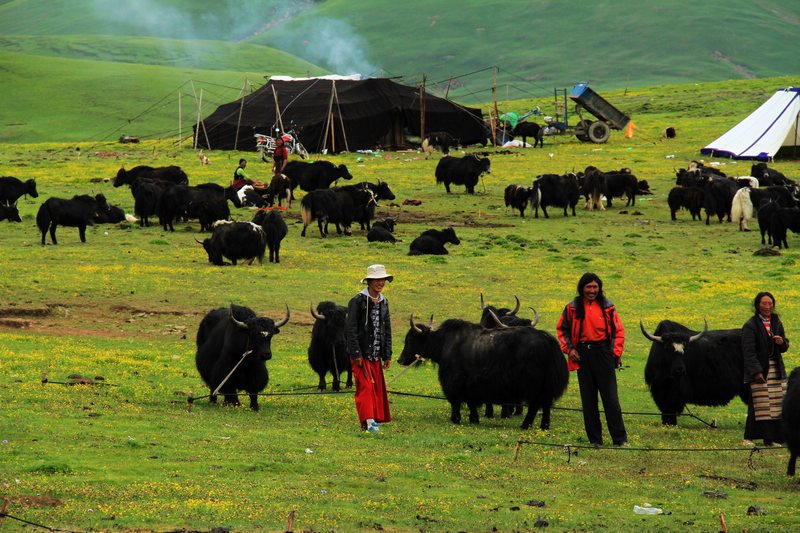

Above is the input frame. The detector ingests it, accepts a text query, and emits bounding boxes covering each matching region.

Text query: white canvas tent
[701,87,800,161]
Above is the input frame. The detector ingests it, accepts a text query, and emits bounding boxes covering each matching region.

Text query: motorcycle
[255,125,309,160]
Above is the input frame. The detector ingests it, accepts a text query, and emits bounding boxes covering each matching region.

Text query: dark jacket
[556,296,624,370]
[742,313,788,383]
[346,289,392,362]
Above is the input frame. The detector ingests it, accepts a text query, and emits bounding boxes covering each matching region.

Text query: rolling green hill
[249,0,800,102]
[1,0,799,144]
[1,0,798,104]
[0,49,305,144]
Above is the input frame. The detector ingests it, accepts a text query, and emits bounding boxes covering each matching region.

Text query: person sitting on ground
[232,159,267,193]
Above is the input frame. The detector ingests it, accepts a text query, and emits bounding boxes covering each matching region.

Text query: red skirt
[352,359,391,427]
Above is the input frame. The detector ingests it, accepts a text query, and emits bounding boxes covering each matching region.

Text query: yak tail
[730,189,753,230]
[301,199,313,228]
[530,188,541,209]
[36,202,51,235]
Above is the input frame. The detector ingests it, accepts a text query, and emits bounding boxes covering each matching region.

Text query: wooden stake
[0,498,10,529]
[285,509,295,532]
[42,371,47,386]
[187,392,194,413]
[718,512,727,533]
[212,350,253,397]
[178,91,182,148]
[513,435,523,462]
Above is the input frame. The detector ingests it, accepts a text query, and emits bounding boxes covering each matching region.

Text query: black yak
[408,227,460,255]
[0,176,38,205]
[398,315,568,430]
[36,194,108,245]
[783,367,800,477]
[0,204,21,223]
[641,319,747,425]
[251,209,288,263]
[435,154,491,194]
[308,301,352,391]
[197,221,266,266]
[195,304,289,411]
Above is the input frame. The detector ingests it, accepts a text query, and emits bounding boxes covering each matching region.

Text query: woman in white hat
[346,264,393,433]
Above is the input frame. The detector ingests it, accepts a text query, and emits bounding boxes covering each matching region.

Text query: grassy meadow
[2,79,800,532]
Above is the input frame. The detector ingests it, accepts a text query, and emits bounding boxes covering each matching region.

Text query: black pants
[576,344,627,445]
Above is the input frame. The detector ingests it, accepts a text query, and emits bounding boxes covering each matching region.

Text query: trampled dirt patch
[9,495,63,508]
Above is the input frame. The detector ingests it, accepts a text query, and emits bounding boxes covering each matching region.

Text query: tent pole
[271,85,285,133]
[320,82,335,153]
[445,76,453,100]
[178,91,181,148]
[333,82,349,153]
[198,89,211,150]
[193,82,201,150]
[420,74,427,144]
[234,74,248,151]
[492,67,500,146]
[331,113,336,153]
[795,112,799,159]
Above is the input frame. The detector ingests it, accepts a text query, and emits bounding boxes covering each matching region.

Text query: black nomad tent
[195,76,487,153]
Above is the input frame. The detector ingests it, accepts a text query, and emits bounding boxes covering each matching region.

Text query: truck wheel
[587,121,611,143]
[575,120,592,142]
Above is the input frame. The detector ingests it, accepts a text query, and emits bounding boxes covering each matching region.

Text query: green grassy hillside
[0,34,328,73]
[0,49,324,144]
[1,0,798,103]
[250,0,800,102]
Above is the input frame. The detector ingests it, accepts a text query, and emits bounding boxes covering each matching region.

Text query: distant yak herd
[3,151,799,257]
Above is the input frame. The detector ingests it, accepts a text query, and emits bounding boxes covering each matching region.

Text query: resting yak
[195,303,289,411]
[398,314,568,430]
[641,319,747,425]
[408,227,460,255]
[308,301,351,391]
[435,154,491,194]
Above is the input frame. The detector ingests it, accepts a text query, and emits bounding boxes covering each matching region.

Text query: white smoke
[270,17,378,77]
[84,0,376,76]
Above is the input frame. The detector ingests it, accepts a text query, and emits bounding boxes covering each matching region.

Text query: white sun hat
[361,264,394,283]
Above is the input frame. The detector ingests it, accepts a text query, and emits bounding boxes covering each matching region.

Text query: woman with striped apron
[741,291,789,446]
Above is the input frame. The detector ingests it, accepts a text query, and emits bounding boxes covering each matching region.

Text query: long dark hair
[575,272,604,318]
[753,291,778,318]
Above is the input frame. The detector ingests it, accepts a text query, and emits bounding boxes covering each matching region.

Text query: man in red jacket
[557,272,628,447]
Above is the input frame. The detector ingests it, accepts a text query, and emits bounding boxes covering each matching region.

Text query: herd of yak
[196,293,800,477]
[2,151,800,475]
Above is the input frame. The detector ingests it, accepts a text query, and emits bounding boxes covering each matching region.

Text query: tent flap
[701,87,800,161]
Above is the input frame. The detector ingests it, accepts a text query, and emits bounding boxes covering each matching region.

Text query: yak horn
[275,303,290,328]
[480,293,487,310]
[688,319,708,343]
[488,308,510,329]
[194,238,204,244]
[528,307,539,327]
[410,313,422,333]
[229,305,248,330]
[310,302,325,320]
[509,295,520,315]
[639,319,661,343]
